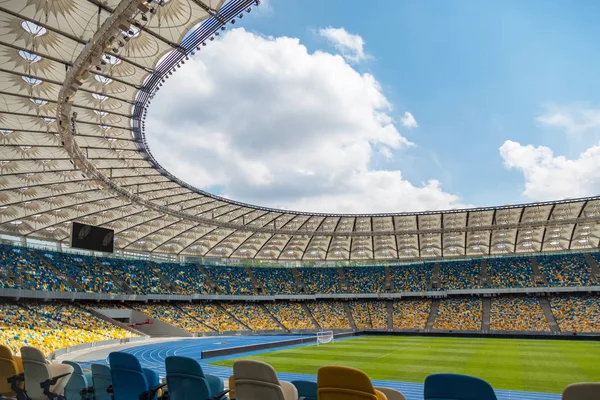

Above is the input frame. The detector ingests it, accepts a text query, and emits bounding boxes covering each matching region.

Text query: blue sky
[146,0,600,213]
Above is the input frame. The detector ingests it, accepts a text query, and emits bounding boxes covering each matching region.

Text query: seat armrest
[212,389,230,400]
[7,373,27,400]
[44,372,72,387]
[139,382,167,400]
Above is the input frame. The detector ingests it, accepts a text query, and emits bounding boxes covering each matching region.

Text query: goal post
[316,330,334,346]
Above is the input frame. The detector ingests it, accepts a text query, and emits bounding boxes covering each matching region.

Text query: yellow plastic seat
[229,375,236,399]
[0,344,24,397]
[317,366,387,400]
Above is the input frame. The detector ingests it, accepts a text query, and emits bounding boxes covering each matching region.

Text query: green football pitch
[211,335,600,393]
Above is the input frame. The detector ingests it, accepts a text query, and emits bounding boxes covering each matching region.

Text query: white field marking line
[374,343,412,360]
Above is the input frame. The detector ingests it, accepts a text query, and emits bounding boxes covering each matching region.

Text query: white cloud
[146,28,463,213]
[537,104,600,134]
[400,111,418,128]
[499,140,600,200]
[318,27,368,63]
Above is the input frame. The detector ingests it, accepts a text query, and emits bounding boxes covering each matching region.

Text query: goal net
[316,330,334,345]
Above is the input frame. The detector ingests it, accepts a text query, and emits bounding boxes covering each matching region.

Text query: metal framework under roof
[0,0,599,262]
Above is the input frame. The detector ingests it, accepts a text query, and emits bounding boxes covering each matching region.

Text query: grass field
[211,336,600,393]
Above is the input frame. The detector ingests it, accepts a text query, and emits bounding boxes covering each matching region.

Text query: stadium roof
[0,0,599,262]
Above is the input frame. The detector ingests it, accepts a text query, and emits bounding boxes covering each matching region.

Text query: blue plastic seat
[165,356,225,400]
[291,380,317,400]
[424,373,497,400]
[62,361,93,400]
[91,364,112,400]
[108,352,162,400]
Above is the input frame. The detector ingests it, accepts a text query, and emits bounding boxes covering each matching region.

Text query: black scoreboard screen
[70,222,114,253]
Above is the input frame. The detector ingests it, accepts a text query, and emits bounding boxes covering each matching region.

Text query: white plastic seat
[21,346,73,400]
[233,360,297,400]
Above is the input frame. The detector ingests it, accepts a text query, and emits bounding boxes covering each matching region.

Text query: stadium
[0,0,599,400]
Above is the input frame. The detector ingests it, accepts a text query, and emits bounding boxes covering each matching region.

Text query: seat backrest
[108,352,149,400]
[0,345,19,395]
[91,364,112,400]
[21,346,52,399]
[562,383,600,400]
[424,373,497,400]
[317,366,379,400]
[291,380,317,400]
[62,361,89,400]
[165,356,211,400]
[233,360,285,400]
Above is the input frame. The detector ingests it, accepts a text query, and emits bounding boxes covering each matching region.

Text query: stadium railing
[1,285,599,303]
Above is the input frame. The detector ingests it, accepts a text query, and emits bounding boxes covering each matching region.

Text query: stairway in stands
[384,266,394,292]
[344,302,357,330]
[338,268,348,292]
[530,257,549,286]
[148,262,179,293]
[386,300,394,329]
[538,296,560,333]
[291,268,305,292]
[96,259,134,293]
[583,253,600,283]
[425,299,440,331]
[197,265,219,293]
[260,303,289,332]
[246,268,261,294]
[85,307,147,336]
[217,304,252,330]
[301,303,321,329]
[479,260,488,288]
[31,250,84,291]
[431,264,440,290]
[482,297,491,331]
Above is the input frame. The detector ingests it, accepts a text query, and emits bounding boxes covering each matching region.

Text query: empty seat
[91,364,112,400]
[21,346,73,400]
[165,356,225,400]
[62,361,93,400]
[424,373,497,400]
[562,383,600,400]
[317,365,398,400]
[108,352,163,400]
[291,380,317,400]
[233,360,297,400]
[0,344,24,398]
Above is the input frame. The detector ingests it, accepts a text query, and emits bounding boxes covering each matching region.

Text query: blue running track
[90,336,560,400]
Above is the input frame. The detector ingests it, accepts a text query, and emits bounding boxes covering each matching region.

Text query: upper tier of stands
[0,243,599,295]
[151,262,212,295]
[344,267,386,293]
[487,256,535,288]
[252,267,297,295]
[537,254,595,287]
[438,260,481,290]
[203,266,255,295]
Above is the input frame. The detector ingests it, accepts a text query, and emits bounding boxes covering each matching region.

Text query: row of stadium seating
[4,343,599,400]
[2,295,597,357]
[1,244,599,294]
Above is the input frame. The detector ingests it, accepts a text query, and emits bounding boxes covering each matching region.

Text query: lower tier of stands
[1,294,599,357]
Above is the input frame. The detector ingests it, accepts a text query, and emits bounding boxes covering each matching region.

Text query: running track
[88,336,560,400]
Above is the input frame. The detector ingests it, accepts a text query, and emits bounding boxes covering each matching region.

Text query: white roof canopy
[0,0,599,261]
